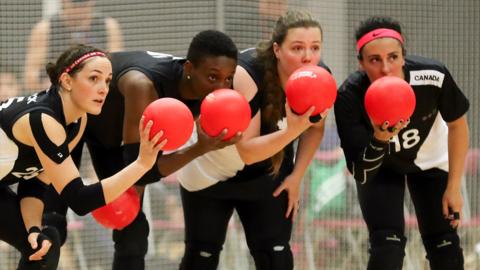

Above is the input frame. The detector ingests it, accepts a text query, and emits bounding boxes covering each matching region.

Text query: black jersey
[335,55,469,182]
[0,88,81,186]
[233,48,331,179]
[84,51,196,148]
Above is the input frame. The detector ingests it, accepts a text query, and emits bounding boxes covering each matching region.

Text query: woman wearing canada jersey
[334,16,469,270]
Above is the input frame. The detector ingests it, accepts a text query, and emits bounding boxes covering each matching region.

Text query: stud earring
[186,75,191,80]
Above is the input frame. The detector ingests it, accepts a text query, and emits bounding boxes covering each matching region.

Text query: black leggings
[180,174,293,270]
[356,168,463,269]
[0,186,60,270]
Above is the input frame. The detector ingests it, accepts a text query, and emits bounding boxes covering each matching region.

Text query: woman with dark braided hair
[176,11,330,269]
[0,44,164,269]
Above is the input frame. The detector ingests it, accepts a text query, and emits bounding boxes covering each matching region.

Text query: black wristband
[28,226,41,234]
[309,114,322,123]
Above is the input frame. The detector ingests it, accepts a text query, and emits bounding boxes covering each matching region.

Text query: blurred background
[0,0,479,269]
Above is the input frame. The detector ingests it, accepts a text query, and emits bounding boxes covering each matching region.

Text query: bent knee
[249,241,293,270]
[180,242,222,270]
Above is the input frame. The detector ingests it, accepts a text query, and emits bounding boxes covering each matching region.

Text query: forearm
[291,126,324,180]
[20,197,44,231]
[237,128,302,165]
[447,117,469,190]
[156,143,207,176]
[100,160,150,203]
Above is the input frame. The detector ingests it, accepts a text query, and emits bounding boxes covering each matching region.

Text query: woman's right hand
[372,119,410,142]
[195,118,242,153]
[27,231,52,261]
[285,102,315,134]
[136,116,167,169]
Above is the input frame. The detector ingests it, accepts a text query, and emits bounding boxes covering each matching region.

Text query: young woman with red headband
[334,16,469,270]
[0,44,165,269]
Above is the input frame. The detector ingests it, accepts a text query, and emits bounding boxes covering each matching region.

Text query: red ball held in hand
[200,89,251,140]
[142,98,194,150]
[285,65,337,116]
[364,76,416,127]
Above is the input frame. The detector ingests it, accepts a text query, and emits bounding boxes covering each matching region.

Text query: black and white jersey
[0,88,81,186]
[84,51,198,148]
[335,55,469,182]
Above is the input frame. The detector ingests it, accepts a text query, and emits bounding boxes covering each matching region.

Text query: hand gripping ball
[92,187,140,230]
[200,89,251,140]
[364,76,416,126]
[142,98,194,150]
[285,65,337,117]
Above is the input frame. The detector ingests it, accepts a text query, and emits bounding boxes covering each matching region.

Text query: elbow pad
[59,177,106,216]
[17,177,48,201]
[123,143,163,185]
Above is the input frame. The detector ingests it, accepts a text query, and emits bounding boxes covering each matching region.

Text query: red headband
[356,28,404,53]
[63,51,106,74]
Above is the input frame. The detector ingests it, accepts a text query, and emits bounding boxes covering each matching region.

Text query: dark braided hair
[255,10,322,174]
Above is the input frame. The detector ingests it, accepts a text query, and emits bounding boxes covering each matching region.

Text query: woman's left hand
[442,186,464,229]
[273,174,302,220]
[27,231,52,261]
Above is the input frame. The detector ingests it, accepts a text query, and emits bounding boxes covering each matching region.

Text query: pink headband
[63,51,106,74]
[356,28,404,53]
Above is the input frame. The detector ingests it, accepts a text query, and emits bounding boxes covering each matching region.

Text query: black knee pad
[112,211,150,270]
[42,212,68,246]
[112,211,149,257]
[367,230,406,270]
[423,232,464,270]
[249,241,293,270]
[17,226,61,270]
[179,242,222,270]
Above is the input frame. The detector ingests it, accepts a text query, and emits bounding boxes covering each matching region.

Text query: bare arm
[273,117,326,218]
[20,197,53,261]
[233,65,314,164]
[119,70,158,145]
[446,115,469,190]
[442,114,469,227]
[13,112,162,206]
[20,197,44,233]
[291,120,326,180]
[24,20,50,91]
[17,114,87,259]
[105,17,124,52]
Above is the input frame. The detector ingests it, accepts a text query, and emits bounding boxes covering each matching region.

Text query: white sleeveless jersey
[175,123,245,191]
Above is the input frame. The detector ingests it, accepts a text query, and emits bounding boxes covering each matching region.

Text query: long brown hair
[256,10,322,174]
